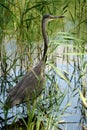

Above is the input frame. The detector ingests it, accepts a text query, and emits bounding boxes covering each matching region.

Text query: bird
[4,14,64,109]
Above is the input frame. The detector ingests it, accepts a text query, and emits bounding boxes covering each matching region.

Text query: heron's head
[43,14,64,22]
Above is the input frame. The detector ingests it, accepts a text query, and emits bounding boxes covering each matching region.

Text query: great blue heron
[5,14,64,109]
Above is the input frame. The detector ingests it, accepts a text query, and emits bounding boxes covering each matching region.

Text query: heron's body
[5,60,45,108]
[5,14,64,109]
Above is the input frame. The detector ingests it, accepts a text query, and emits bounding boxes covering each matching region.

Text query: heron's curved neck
[42,19,48,61]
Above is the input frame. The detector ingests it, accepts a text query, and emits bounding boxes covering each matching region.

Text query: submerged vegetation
[0,0,87,130]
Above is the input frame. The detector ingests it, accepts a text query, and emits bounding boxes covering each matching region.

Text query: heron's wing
[5,61,45,108]
[10,71,44,107]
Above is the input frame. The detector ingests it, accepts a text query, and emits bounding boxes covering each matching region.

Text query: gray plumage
[5,14,64,109]
[5,60,45,108]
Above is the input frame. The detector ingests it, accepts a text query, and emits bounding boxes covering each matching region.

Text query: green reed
[0,0,87,130]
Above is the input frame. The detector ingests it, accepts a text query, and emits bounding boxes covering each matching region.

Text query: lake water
[0,39,87,130]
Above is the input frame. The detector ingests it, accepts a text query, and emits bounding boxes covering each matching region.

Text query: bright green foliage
[0,0,87,129]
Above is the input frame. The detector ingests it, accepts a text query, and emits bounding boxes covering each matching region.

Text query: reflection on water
[0,41,87,130]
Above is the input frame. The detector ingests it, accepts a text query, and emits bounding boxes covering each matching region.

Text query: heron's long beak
[50,15,64,20]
